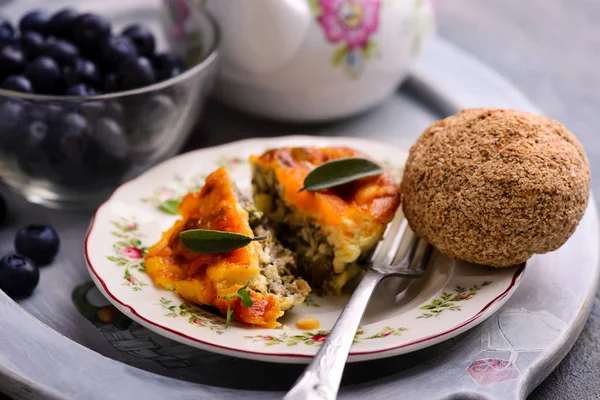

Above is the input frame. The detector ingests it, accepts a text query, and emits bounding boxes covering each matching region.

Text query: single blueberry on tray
[0,254,40,298]
[100,35,137,69]
[116,56,156,90]
[0,17,15,44]
[19,10,48,35]
[122,24,155,57]
[72,13,111,48]
[20,31,44,60]
[15,225,60,266]
[1,75,33,93]
[46,8,78,39]
[42,38,80,66]
[25,56,62,94]
[0,44,25,78]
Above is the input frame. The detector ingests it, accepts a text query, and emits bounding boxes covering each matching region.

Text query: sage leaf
[179,229,266,254]
[299,157,384,192]
[159,199,181,215]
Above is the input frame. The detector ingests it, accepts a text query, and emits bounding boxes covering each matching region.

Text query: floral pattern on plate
[86,136,525,363]
[417,281,492,319]
[244,326,406,347]
[106,219,148,291]
[158,298,226,334]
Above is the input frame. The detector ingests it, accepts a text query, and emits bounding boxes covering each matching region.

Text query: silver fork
[284,211,433,400]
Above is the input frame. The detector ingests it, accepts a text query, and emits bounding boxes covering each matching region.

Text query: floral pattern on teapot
[311,0,381,78]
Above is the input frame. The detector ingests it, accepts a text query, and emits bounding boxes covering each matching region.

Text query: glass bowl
[0,0,219,209]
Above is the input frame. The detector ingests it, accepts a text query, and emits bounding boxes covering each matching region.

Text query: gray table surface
[435,1,600,399]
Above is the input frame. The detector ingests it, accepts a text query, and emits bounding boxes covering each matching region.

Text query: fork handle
[284,269,385,400]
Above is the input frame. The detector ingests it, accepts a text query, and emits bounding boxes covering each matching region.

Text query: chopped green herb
[158,199,181,215]
[218,284,254,328]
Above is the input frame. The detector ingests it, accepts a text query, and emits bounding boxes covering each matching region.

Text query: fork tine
[394,232,419,267]
[371,212,408,265]
[415,243,434,274]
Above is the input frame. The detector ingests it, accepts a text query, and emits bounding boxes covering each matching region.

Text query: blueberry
[72,13,111,49]
[48,112,90,160]
[1,75,33,93]
[116,56,155,90]
[0,17,15,45]
[104,73,117,93]
[25,56,62,94]
[0,45,25,79]
[46,113,92,185]
[66,83,96,96]
[17,120,52,178]
[100,35,137,69]
[63,58,100,87]
[0,100,26,148]
[91,117,130,183]
[26,103,63,125]
[122,24,155,57]
[42,104,64,123]
[140,94,175,134]
[20,31,44,60]
[153,52,183,81]
[0,254,40,298]
[104,100,123,120]
[42,38,79,66]
[0,195,5,226]
[93,117,128,157]
[80,101,105,120]
[19,10,48,34]
[15,225,60,266]
[47,8,78,39]
[153,53,183,70]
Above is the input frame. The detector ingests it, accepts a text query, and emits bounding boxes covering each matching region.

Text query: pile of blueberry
[0,8,188,190]
[0,198,59,298]
[0,8,184,95]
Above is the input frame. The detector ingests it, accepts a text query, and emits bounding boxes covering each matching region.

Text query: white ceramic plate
[85,136,525,363]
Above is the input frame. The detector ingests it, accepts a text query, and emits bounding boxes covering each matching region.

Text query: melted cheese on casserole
[250,147,401,293]
[144,167,283,328]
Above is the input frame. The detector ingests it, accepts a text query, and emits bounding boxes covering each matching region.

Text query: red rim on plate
[84,136,526,363]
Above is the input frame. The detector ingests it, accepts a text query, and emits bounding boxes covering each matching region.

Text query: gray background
[435,1,600,399]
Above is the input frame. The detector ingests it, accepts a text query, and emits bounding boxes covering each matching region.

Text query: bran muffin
[401,108,590,267]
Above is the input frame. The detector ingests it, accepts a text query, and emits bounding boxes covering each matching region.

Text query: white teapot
[203,0,435,121]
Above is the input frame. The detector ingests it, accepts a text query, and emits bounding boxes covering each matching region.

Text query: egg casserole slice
[144,167,310,328]
[250,147,401,295]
